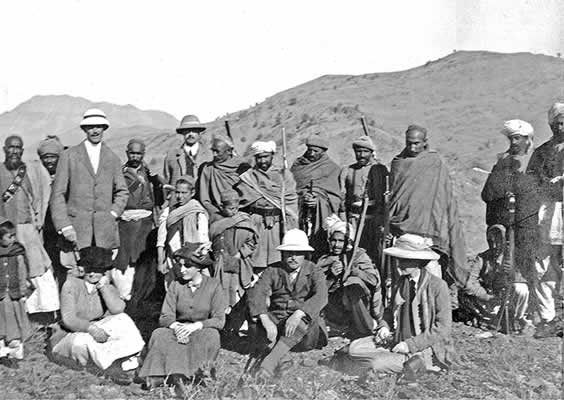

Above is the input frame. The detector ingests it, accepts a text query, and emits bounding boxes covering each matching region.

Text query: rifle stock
[344,188,369,281]
[495,192,515,334]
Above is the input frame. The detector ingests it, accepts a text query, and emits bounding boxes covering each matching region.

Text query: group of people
[0,102,561,392]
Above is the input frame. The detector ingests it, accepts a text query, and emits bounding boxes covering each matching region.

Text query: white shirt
[183,143,199,158]
[84,140,102,174]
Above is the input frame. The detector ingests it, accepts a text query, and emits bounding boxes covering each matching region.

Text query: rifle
[280,127,288,236]
[382,176,393,307]
[343,187,369,282]
[495,192,515,334]
[224,120,237,155]
[302,179,314,238]
[360,116,370,136]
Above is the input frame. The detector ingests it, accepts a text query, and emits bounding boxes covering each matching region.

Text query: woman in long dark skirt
[139,243,227,393]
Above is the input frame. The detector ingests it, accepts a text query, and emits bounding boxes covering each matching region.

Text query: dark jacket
[163,146,199,185]
[0,243,28,301]
[248,259,328,323]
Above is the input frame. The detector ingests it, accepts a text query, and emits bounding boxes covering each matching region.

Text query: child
[209,190,257,331]
[0,217,31,368]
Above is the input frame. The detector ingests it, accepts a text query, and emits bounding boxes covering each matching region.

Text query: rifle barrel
[360,116,370,136]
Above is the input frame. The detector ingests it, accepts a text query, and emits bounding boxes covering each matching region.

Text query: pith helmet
[80,108,109,128]
[276,229,314,252]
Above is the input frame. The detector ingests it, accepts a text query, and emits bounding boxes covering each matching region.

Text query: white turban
[324,214,355,242]
[500,120,534,138]
[251,140,276,156]
[548,102,564,125]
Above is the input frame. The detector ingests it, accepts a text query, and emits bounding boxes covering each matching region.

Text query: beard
[4,159,24,171]
[127,160,143,168]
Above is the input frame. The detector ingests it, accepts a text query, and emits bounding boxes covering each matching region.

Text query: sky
[0,0,562,121]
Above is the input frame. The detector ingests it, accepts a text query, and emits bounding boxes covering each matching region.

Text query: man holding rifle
[290,133,341,259]
[236,140,298,272]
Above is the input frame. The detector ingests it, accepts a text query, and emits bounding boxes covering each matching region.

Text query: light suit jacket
[49,141,128,249]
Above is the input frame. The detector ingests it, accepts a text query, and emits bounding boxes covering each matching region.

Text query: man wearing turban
[526,102,564,338]
[235,141,298,271]
[290,132,342,258]
[339,135,389,264]
[37,135,66,287]
[316,215,382,337]
[479,120,539,334]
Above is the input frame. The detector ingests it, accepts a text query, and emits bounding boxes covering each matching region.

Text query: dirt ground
[2,297,562,400]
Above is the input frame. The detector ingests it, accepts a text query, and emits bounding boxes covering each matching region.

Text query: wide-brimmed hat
[383,234,439,260]
[173,243,213,268]
[176,115,206,133]
[276,229,314,252]
[80,108,109,128]
[78,246,113,273]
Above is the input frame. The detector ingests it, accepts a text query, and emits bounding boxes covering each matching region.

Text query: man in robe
[197,135,250,223]
[36,135,66,287]
[236,140,298,271]
[481,120,538,334]
[340,136,389,263]
[526,102,564,338]
[114,138,164,303]
[290,135,342,258]
[0,135,55,314]
[247,229,328,379]
[50,109,129,272]
[388,125,469,303]
[163,115,207,185]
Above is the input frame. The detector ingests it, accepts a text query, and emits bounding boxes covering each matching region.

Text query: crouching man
[343,234,453,382]
[247,229,328,379]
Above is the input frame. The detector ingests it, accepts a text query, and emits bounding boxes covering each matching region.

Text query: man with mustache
[290,133,342,258]
[50,109,128,275]
[37,135,66,287]
[163,115,207,185]
[340,136,389,263]
[0,135,55,314]
[247,229,328,379]
[113,139,165,304]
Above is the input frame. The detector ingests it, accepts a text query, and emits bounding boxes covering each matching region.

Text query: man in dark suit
[50,108,129,273]
[163,114,206,185]
[247,228,328,379]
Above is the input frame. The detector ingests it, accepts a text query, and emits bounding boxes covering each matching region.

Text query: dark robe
[389,149,469,287]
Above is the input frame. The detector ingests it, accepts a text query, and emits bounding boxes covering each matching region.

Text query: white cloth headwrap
[501,120,534,138]
[548,102,564,125]
[251,140,276,155]
[324,214,354,241]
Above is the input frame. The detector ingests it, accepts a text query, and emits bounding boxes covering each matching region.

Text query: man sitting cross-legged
[336,234,453,383]
[247,229,328,379]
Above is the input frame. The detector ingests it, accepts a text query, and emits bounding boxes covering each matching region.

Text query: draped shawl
[389,150,469,286]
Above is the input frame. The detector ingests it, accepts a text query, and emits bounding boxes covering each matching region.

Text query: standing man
[36,135,66,287]
[290,134,342,258]
[340,136,389,263]
[50,109,128,271]
[0,135,55,314]
[236,141,298,272]
[481,120,538,333]
[388,125,469,299]
[527,102,564,338]
[163,115,206,185]
[114,138,164,302]
[197,135,250,222]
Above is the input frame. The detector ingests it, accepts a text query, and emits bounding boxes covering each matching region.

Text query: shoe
[397,355,426,384]
[254,367,274,384]
[534,320,559,339]
[0,357,19,369]
[518,322,536,337]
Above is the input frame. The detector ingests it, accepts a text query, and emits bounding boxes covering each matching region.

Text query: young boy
[157,177,209,287]
[209,190,257,331]
[0,217,31,368]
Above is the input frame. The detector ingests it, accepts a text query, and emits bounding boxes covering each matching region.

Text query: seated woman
[138,243,227,394]
[49,247,145,383]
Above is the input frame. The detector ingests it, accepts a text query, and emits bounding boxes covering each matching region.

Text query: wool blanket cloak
[290,153,342,234]
[389,150,469,286]
[197,157,250,220]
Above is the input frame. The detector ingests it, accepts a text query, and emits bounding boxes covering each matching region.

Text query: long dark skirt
[139,327,220,378]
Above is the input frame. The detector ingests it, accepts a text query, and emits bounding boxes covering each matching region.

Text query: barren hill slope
[141,51,563,253]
